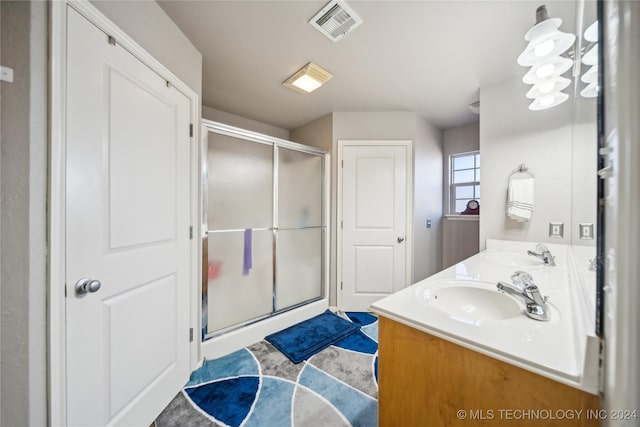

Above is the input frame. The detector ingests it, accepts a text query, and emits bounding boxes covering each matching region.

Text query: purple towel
[243,228,252,276]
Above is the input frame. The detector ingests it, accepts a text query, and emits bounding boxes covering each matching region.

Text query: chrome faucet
[497,271,550,321]
[527,244,556,266]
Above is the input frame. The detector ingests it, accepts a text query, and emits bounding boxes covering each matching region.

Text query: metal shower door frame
[200,120,328,340]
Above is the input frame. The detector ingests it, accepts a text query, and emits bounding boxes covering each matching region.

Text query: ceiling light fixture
[283,62,333,94]
[517,5,575,110]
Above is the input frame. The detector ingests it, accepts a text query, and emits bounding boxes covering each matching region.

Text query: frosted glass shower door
[276,148,324,310]
[206,132,273,332]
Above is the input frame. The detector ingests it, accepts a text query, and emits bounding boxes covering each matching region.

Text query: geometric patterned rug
[155,312,378,427]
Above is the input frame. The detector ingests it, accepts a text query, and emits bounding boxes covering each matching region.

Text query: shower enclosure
[202,120,328,340]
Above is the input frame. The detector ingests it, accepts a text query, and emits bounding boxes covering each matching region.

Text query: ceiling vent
[309,0,363,43]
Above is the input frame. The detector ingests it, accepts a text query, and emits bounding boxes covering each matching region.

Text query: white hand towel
[506,177,534,222]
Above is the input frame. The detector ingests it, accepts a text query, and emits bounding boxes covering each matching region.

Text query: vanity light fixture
[518,5,575,110]
[517,7,575,66]
[283,62,333,94]
[580,20,599,98]
[525,76,571,99]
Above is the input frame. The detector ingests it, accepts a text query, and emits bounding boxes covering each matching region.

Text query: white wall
[0,1,48,425]
[479,75,575,250]
[91,0,202,97]
[413,117,444,282]
[203,106,290,140]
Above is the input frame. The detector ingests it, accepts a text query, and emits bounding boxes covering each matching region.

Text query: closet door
[275,148,324,310]
[206,132,273,332]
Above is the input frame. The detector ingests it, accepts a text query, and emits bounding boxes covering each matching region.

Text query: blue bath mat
[265,310,360,363]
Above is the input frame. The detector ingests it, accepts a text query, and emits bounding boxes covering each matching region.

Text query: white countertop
[370,239,598,394]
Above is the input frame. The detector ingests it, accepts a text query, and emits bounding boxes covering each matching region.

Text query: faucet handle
[511,270,535,288]
[535,243,549,253]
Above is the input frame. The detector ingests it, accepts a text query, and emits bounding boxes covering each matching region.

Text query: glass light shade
[525,76,571,99]
[528,92,569,110]
[292,75,322,93]
[517,17,576,66]
[523,56,573,84]
[584,21,598,42]
[582,43,598,66]
[581,65,598,84]
[581,83,598,98]
[518,32,576,66]
[534,40,555,57]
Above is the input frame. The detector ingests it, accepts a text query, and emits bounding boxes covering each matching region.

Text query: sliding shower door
[206,132,274,332]
[203,122,326,338]
[276,148,324,310]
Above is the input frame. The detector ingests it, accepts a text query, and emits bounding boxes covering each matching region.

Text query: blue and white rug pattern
[155,312,378,427]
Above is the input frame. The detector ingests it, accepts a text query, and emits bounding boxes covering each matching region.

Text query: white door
[340,142,410,311]
[65,8,191,426]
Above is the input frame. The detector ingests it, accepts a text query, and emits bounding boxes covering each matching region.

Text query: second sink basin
[418,280,523,322]
[480,251,545,268]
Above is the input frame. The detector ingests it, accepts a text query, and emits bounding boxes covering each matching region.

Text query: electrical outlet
[580,223,594,240]
[549,222,564,238]
[0,66,14,83]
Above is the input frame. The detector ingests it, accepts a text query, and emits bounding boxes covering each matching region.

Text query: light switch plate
[579,223,594,240]
[549,222,564,238]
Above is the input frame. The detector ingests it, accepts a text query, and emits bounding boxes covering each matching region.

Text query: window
[450,151,480,214]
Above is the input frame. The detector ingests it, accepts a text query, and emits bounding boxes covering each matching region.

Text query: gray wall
[413,117,444,282]
[203,106,290,140]
[0,1,48,426]
[290,113,333,153]
[571,98,597,246]
[91,0,202,98]
[442,122,480,268]
[0,1,203,425]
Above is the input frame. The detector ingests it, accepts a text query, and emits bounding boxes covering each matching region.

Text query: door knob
[397,236,405,243]
[75,278,102,295]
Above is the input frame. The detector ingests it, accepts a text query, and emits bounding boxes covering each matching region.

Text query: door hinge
[189,123,194,138]
[189,226,193,240]
[341,220,343,229]
[341,160,344,168]
[341,281,344,290]
[189,328,194,342]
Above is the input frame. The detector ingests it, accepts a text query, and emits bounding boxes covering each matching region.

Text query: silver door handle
[598,162,613,179]
[75,278,102,295]
[597,166,613,179]
[397,236,405,243]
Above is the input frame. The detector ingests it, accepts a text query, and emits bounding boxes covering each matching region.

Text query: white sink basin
[480,252,544,268]
[418,281,523,322]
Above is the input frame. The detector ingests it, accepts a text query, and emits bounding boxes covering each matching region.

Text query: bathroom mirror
[479,0,597,251]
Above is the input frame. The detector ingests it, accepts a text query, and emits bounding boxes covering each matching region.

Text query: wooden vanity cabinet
[378,316,599,427]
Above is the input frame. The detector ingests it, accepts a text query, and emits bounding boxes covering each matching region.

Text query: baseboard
[200,299,329,360]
